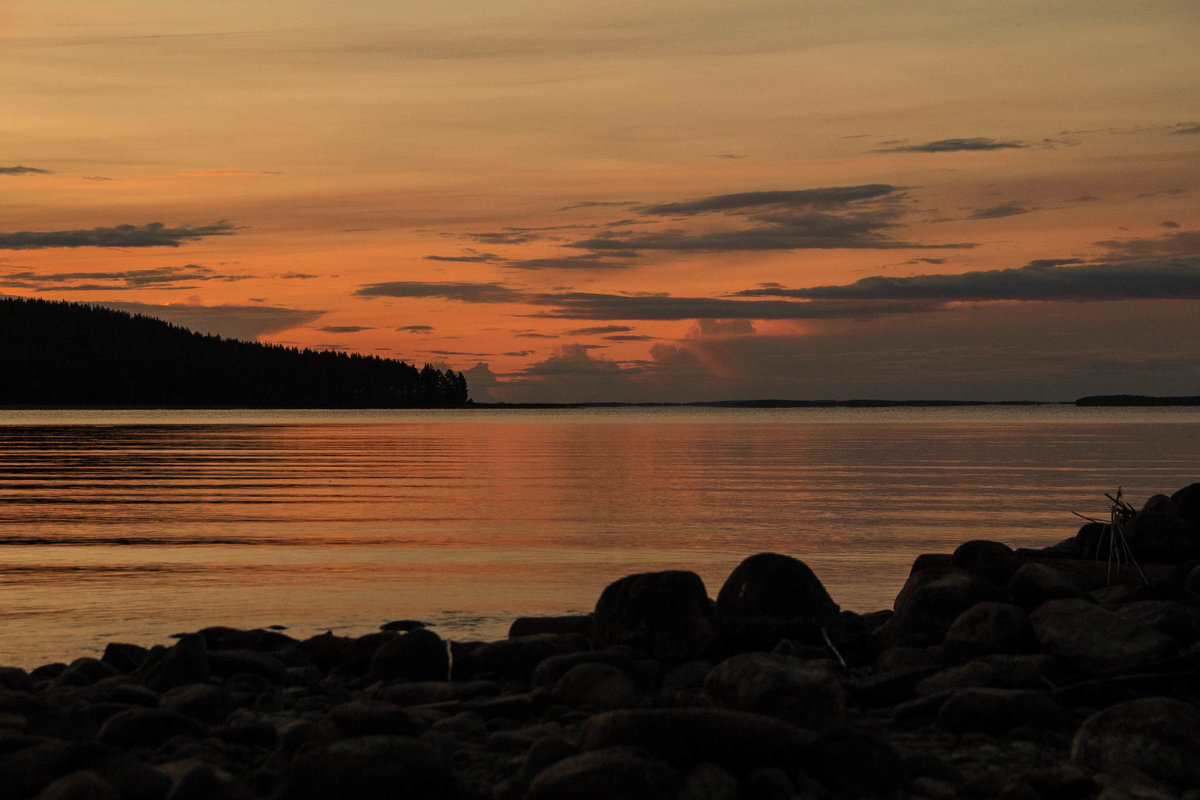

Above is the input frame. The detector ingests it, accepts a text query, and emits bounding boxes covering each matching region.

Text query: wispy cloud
[638,185,900,216]
[0,165,53,175]
[1096,230,1200,261]
[567,325,634,335]
[0,264,249,291]
[1170,123,1200,136]
[0,222,235,250]
[875,137,1026,153]
[968,203,1034,220]
[355,281,524,303]
[318,325,373,333]
[396,324,434,332]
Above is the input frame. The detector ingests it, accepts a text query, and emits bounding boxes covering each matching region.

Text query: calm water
[1,406,1198,667]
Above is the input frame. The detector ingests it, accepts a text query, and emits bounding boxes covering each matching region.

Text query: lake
[2,405,1198,668]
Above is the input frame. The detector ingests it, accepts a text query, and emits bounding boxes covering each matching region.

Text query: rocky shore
[3,482,1200,800]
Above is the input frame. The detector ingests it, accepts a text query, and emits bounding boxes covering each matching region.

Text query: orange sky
[3,1,1200,402]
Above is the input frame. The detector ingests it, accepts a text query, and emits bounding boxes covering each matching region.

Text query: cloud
[424,253,502,263]
[567,325,634,335]
[1096,230,1200,261]
[354,281,524,303]
[604,334,654,341]
[464,363,500,403]
[0,221,235,250]
[502,252,638,270]
[528,292,940,320]
[95,301,325,340]
[1170,124,1200,136]
[875,137,1026,153]
[558,200,639,211]
[0,165,53,175]
[731,258,1200,302]
[1161,221,1181,229]
[968,203,1034,220]
[281,272,319,279]
[639,185,901,216]
[318,325,373,333]
[396,324,434,332]
[0,264,249,291]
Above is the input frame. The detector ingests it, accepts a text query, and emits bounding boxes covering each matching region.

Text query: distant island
[0,297,469,408]
[1075,395,1200,407]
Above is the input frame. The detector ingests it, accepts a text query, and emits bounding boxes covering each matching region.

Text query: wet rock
[942,601,1036,662]
[937,688,1069,734]
[525,746,680,800]
[207,650,288,684]
[715,553,842,649]
[579,708,815,773]
[1030,598,1178,673]
[1005,562,1093,609]
[295,631,359,672]
[1072,696,1200,790]
[704,652,843,729]
[550,663,636,710]
[53,658,119,688]
[508,615,594,638]
[0,739,92,798]
[100,643,149,675]
[887,567,1004,646]
[366,628,449,683]
[96,708,206,749]
[379,619,427,632]
[464,635,587,684]
[275,734,464,800]
[807,727,908,798]
[953,540,1023,585]
[138,635,209,692]
[593,570,716,661]
[531,650,647,691]
[0,666,33,691]
[196,626,295,652]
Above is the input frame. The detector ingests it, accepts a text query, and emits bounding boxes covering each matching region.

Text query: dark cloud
[1097,230,1200,260]
[604,334,654,341]
[1170,124,1200,136]
[83,176,112,182]
[639,185,900,216]
[424,253,502,263]
[529,292,940,320]
[558,200,639,211]
[515,332,559,339]
[732,258,1200,302]
[354,281,523,303]
[464,362,499,403]
[0,165,52,175]
[0,264,249,291]
[968,203,1034,220]
[281,272,318,279]
[905,257,948,265]
[95,301,324,340]
[709,153,745,160]
[1161,221,1181,229]
[876,137,1026,153]
[0,221,235,250]
[503,252,638,270]
[318,325,373,333]
[396,324,434,332]
[463,231,537,245]
[567,325,634,335]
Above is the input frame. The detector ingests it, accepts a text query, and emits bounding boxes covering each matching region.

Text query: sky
[3,1,1199,403]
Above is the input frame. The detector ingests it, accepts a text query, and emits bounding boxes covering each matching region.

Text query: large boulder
[593,570,715,661]
[1072,697,1200,789]
[886,567,1004,646]
[1170,482,1200,526]
[525,747,680,800]
[1004,562,1092,609]
[137,634,209,692]
[937,688,1069,734]
[714,553,842,649]
[952,540,1023,585]
[1030,598,1177,673]
[704,652,843,729]
[366,628,449,682]
[275,735,465,800]
[1124,511,1200,562]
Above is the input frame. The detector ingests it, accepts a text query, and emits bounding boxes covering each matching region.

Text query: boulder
[328,700,426,737]
[96,708,206,749]
[155,758,255,800]
[1030,598,1177,673]
[887,568,1004,646]
[704,652,843,729]
[1125,511,1200,562]
[1072,696,1200,789]
[593,570,715,661]
[579,708,815,774]
[34,769,121,800]
[462,634,586,684]
[525,747,680,800]
[806,727,908,798]
[942,601,1036,662]
[138,635,209,692]
[714,553,842,649]
[678,763,740,800]
[508,615,594,638]
[952,540,1023,585]
[366,628,449,683]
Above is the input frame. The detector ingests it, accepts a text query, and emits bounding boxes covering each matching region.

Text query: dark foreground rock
[5,482,1200,800]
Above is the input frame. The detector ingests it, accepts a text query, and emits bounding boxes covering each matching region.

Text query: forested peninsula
[0,297,469,407]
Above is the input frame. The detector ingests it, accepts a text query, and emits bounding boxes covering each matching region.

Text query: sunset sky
[4,1,1199,402]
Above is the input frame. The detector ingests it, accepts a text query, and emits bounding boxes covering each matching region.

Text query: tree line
[0,297,469,407]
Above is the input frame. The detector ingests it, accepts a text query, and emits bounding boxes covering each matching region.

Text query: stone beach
[3,482,1200,800]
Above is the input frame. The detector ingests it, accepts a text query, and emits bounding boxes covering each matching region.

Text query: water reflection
[0,409,1198,666]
